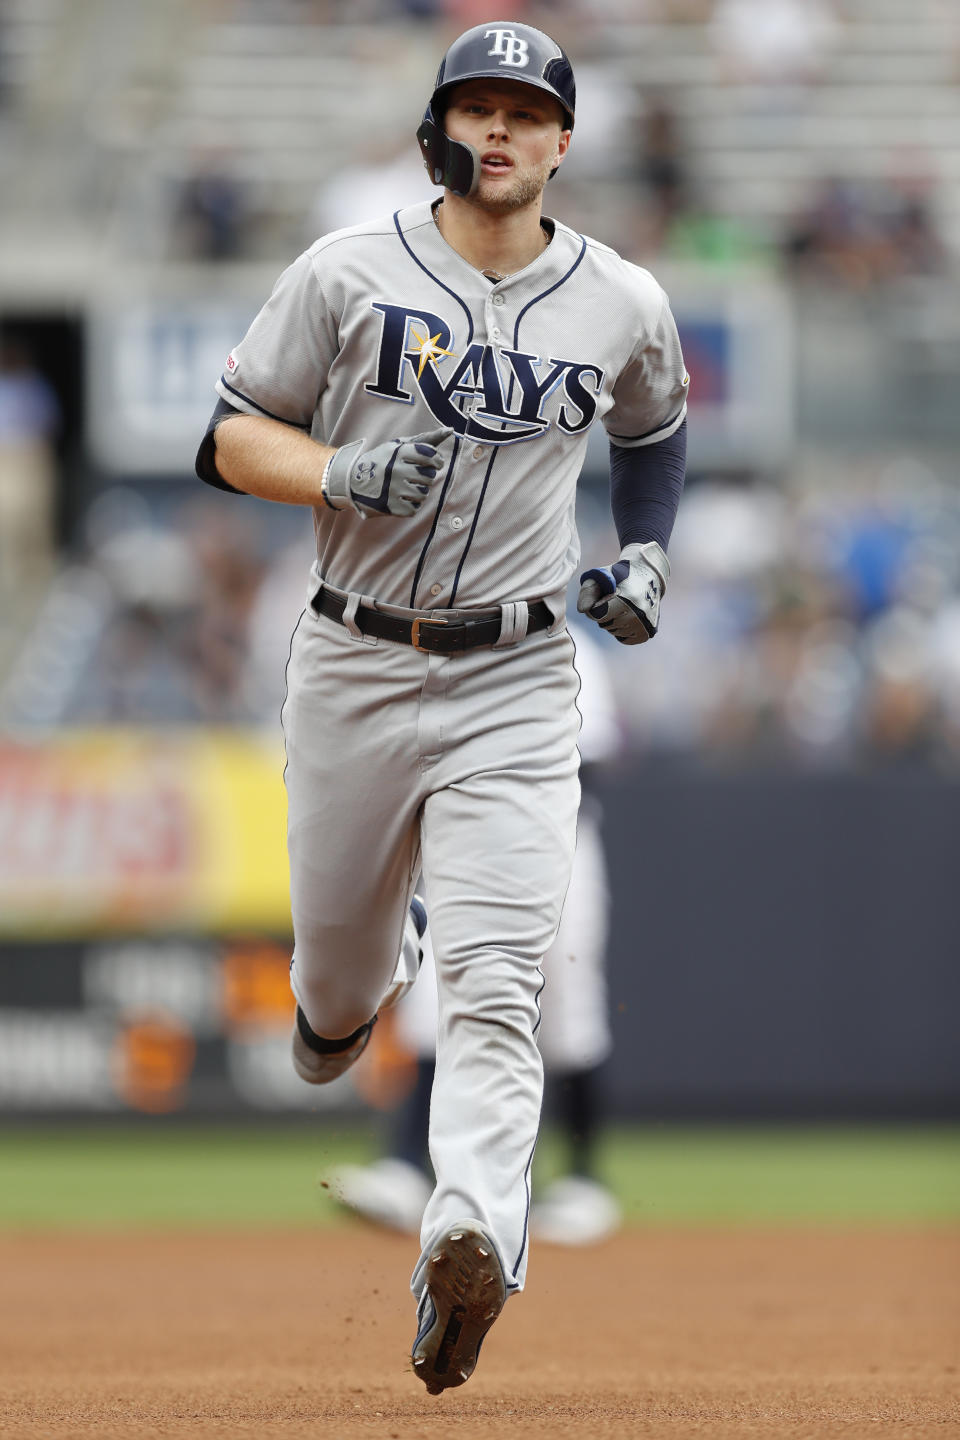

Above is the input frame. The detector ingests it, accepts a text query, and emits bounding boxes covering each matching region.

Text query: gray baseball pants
[282,594,581,1293]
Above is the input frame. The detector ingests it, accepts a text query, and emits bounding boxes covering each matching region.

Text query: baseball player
[195,20,688,1394]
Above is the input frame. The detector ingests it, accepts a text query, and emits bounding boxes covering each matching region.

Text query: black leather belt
[311,587,554,653]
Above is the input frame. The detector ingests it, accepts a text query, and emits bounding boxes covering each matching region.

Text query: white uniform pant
[282,602,581,1293]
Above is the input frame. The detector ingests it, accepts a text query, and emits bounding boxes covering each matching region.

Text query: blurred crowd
[4,0,957,282]
[582,456,960,770]
[165,26,953,304]
[1,0,959,772]
[3,451,960,776]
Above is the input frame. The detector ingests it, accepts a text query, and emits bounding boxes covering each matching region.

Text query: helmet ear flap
[417,107,481,198]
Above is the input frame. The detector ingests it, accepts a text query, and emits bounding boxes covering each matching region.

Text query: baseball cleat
[411,1221,507,1395]
[291,1007,375,1085]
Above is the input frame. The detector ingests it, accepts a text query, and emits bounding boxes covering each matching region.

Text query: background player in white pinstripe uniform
[197,19,688,1393]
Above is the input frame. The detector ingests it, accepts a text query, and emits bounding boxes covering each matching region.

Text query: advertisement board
[0,729,289,936]
[0,936,414,1115]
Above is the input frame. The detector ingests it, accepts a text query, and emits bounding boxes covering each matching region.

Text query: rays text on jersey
[365,302,604,446]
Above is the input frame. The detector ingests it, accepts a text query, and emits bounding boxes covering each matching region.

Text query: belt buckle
[410,615,448,652]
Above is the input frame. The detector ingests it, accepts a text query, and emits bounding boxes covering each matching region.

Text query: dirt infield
[2,1226,957,1438]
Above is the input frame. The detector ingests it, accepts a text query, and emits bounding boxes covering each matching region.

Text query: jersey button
[451,516,463,530]
[430,583,442,597]
[472,445,485,459]
[491,327,501,339]
[492,293,504,306]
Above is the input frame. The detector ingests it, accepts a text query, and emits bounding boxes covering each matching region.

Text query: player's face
[443,80,570,213]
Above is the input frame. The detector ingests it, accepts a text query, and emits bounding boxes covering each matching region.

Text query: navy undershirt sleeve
[609,419,687,552]
[195,397,245,494]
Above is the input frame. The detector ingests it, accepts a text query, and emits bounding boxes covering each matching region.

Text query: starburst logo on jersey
[411,325,455,379]
[364,302,604,445]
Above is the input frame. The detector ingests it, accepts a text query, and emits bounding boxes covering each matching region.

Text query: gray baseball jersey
[216,199,688,612]
[214,198,686,1299]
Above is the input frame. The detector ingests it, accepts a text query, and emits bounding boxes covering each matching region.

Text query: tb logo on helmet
[485,29,530,68]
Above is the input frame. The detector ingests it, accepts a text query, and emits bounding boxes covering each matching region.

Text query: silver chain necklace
[433,204,548,283]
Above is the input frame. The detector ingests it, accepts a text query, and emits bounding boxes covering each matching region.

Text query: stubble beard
[470,157,553,215]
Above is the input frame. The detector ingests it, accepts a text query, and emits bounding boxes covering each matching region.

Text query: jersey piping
[391,202,479,606]
[448,446,500,607]
[393,210,475,347]
[512,963,547,1281]
[447,234,589,604]
[608,403,687,445]
[511,232,588,346]
[218,375,310,428]
[408,434,462,608]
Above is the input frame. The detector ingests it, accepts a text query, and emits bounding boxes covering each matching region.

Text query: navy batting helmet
[416,21,576,198]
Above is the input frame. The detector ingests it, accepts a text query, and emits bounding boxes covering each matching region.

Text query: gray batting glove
[577,541,670,645]
[324,427,454,518]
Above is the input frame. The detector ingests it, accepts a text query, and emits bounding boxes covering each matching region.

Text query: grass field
[1,1123,958,1230]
